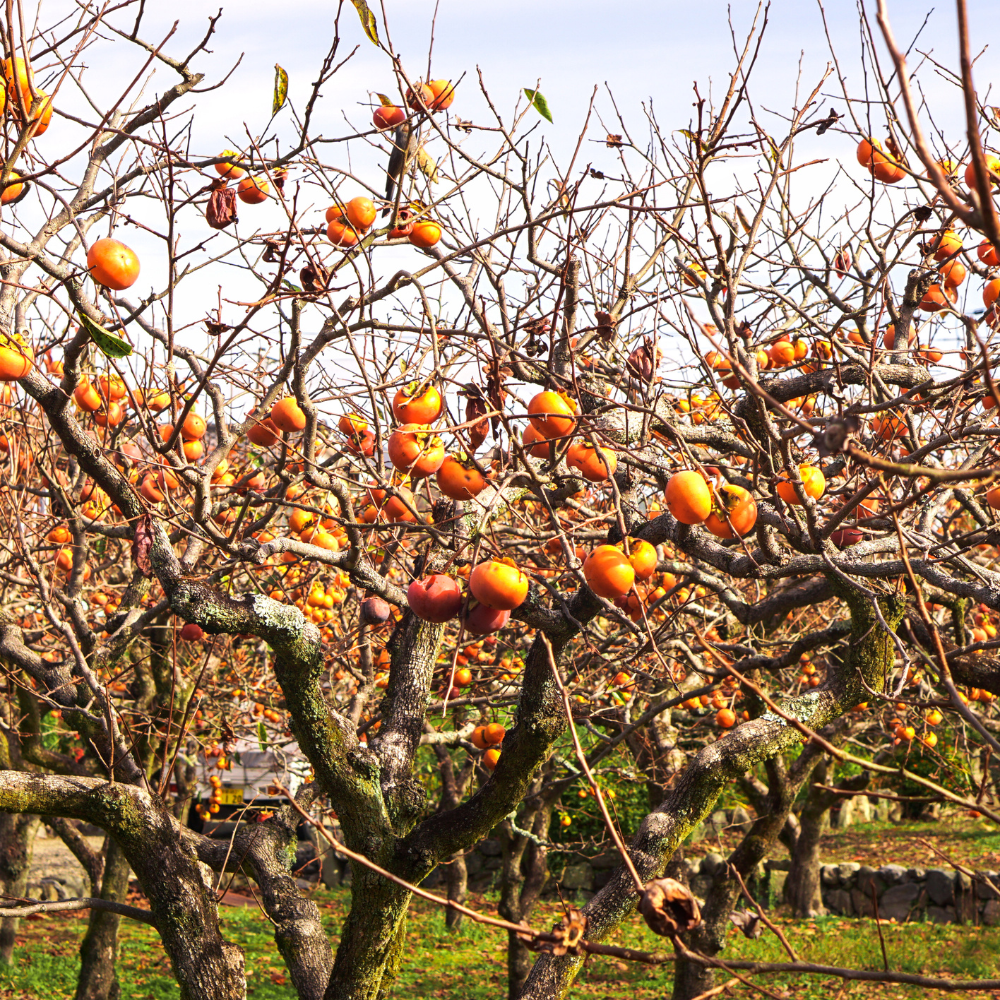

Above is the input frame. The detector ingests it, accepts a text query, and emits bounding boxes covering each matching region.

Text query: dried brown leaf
[639,878,701,937]
[206,184,238,230]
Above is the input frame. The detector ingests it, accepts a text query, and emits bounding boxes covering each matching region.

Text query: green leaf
[524,88,553,123]
[78,312,132,359]
[258,721,268,753]
[273,64,288,116]
[349,0,380,45]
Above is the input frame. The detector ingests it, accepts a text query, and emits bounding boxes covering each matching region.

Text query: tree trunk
[507,933,534,1000]
[444,852,467,930]
[75,839,130,1000]
[671,748,831,1000]
[0,814,39,963]
[326,862,412,1000]
[786,760,830,917]
[500,782,554,1000]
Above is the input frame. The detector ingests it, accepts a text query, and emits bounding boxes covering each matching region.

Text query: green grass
[3,888,1000,999]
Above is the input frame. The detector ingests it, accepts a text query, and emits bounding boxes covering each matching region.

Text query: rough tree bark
[498,768,557,1000]
[75,839,130,1000]
[0,813,39,964]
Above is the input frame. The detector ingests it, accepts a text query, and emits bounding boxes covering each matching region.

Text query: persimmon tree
[0,2,999,1000]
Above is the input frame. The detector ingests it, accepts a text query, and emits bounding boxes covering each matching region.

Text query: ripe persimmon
[527,390,576,439]
[665,470,712,524]
[939,258,966,288]
[288,509,315,534]
[237,175,269,204]
[932,231,963,260]
[522,422,552,458]
[373,105,406,130]
[382,487,418,523]
[463,603,510,635]
[47,525,71,544]
[625,539,657,580]
[871,154,905,184]
[567,440,617,481]
[21,89,52,136]
[271,396,307,433]
[180,412,207,441]
[584,545,635,600]
[247,411,280,447]
[407,574,463,622]
[984,279,1000,310]
[2,57,32,97]
[327,219,360,247]
[716,708,737,728]
[471,726,490,749]
[977,241,1000,267]
[338,413,368,436]
[856,138,878,168]
[0,343,31,380]
[345,196,377,231]
[776,465,826,505]
[919,283,956,312]
[483,748,501,770]
[387,424,445,477]
[87,238,140,291]
[409,220,442,247]
[1,171,24,204]
[406,83,434,109]
[98,374,127,401]
[436,455,487,500]
[705,484,757,539]
[964,155,1000,189]
[215,150,245,179]
[426,79,456,110]
[469,559,528,610]
[74,380,102,411]
[93,401,124,428]
[483,723,505,745]
[392,382,442,423]
[769,340,795,367]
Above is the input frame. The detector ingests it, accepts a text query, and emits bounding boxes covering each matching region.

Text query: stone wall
[425,815,1000,926]
[811,861,1000,924]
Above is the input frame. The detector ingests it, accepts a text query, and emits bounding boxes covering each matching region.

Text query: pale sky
[13,0,1000,402]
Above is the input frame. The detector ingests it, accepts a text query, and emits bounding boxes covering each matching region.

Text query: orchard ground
[7,814,1000,1000]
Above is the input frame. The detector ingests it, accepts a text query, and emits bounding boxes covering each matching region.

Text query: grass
[2,887,1000,999]
[700,814,1000,871]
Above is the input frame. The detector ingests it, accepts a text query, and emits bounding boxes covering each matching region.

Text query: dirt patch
[26,829,105,892]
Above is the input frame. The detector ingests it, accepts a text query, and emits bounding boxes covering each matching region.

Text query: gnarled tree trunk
[0,813,39,963]
[75,838,130,1000]
[785,759,830,918]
